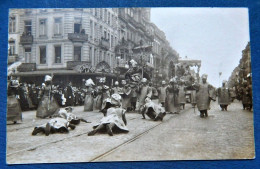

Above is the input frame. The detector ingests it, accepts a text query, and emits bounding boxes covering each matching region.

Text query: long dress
[178,85,186,105]
[84,87,94,111]
[195,83,215,111]
[7,87,22,122]
[165,85,180,113]
[36,85,60,118]
[121,86,132,110]
[158,86,167,104]
[218,87,230,106]
[93,107,128,132]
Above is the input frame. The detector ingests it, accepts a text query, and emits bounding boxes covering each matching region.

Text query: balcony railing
[8,54,18,64]
[67,61,90,70]
[20,35,33,45]
[68,33,88,42]
[99,38,110,50]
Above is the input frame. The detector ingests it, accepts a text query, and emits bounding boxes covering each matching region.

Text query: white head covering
[103,85,109,89]
[121,80,126,85]
[115,81,119,85]
[99,77,106,83]
[45,75,52,82]
[141,78,147,83]
[169,77,177,83]
[201,74,208,79]
[162,80,166,85]
[85,78,95,87]
[130,59,137,67]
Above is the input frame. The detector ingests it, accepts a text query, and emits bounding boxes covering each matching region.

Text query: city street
[6,100,255,164]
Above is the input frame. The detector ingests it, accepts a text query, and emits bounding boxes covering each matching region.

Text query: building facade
[10,8,179,85]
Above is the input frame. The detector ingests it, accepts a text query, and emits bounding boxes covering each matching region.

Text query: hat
[115,81,119,85]
[85,78,95,87]
[10,80,19,87]
[141,78,147,83]
[162,81,166,85]
[111,93,122,102]
[42,83,46,87]
[121,80,126,85]
[130,59,137,67]
[45,75,52,82]
[201,74,208,79]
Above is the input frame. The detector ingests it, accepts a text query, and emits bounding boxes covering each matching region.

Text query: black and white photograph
[6,7,254,164]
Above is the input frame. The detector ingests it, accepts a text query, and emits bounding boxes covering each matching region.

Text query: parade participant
[137,78,152,110]
[217,80,231,111]
[30,83,40,108]
[36,75,60,118]
[149,82,158,100]
[157,81,167,107]
[65,82,74,107]
[193,74,216,118]
[121,80,132,111]
[7,80,22,124]
[84,79,95,111]
[18,83,29,111]
[111,81,122,94]
[130,82,138,111]
[52,107,90,125]
[240,81,252,111]
[178,79,186,110]
[165,78,180,114]
[140,97,166,121]
[32,117,76,136]
[88,93,128,136]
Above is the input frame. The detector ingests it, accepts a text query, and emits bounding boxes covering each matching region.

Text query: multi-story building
[8,9,22,65]
[10,8,179,86]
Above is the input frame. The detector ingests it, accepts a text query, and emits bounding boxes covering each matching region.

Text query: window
[89,47,92,62]
[54,18,62,35]
[8,41,15,55]
[25,48,31,63]
[104,9,107,22]
[39,19,47,36]
[54,46,61,63]
[39,46,46,64]
[111,35,113,47]
[100,9,103,19]
[99,50,102,62]
[108,12,110,25]
[99,26,103,39]
[90,20,93,38]
[104,30,107,39]
[94,49,97,65]
[24,20,32,35]
[94,23,98,39]
[9,17,16,33]
[74,18,82,33]
[74,46,81,61]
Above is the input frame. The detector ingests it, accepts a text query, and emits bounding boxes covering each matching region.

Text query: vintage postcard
[6,7,254,164]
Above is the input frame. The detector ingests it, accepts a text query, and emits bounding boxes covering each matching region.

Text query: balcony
[68,33,88,42]
[20,35,33,45]
[8,54,18,64]
[17,63,36,72]
[67,61,90,70]
[99,38,110,50]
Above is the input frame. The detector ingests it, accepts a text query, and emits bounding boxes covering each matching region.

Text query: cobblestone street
[6,100,255,164]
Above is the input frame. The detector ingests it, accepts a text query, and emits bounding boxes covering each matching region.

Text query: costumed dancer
[140,97,166,121]
[137,78,152,111]
[84,78,95,111]
[88,93,128,136]
[65,82,74,107]
[121,80,132,111]
[36,75,60,118]
[165,78,180,114]
[217,80,231,111]
[7,79,22,124]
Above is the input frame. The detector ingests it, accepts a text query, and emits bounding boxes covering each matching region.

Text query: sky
[151,8,250,87]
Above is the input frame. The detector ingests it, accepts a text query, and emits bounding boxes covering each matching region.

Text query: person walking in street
[165,78,180,114]
[157,80,167,107]
[65,82,74,107]
[137,78,152,111]
[240,81,253,111]
[36,75,60,118]
[178,79,186,110]
[121,80,132,112]
[7,79,22,124]
[217,80,231,111]
[84,79,95,111]
[193,74,216,118]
